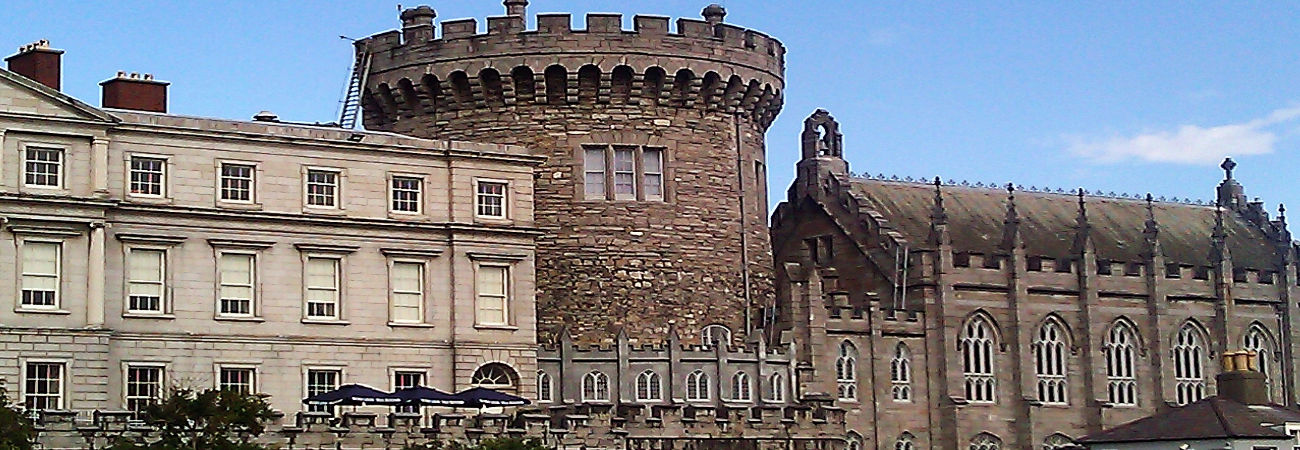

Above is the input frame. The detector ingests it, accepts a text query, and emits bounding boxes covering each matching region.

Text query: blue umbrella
[453,387,531,407]
[393,386,466,406]
[303,384,401,406]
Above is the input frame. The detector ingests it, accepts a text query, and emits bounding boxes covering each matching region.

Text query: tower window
[580,144,668,201]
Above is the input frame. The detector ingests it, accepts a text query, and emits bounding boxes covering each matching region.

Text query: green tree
[109,387,276,450]
[0,386,37,450]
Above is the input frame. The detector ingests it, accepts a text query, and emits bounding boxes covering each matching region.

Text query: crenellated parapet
[357,4,786,131]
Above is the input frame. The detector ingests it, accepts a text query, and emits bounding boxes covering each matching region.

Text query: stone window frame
[536,370,554,403]
[960,314,999,405]
[302,365,345,413]
[387,172,426,218]
[390,367,429,414]
[301,166,347,213]
[836,340,859,402]
[635,370,663,403]
[14,235,66,314]
[1173,322,1209,406]
[387,258,428,326]
[122,361,167,413]
[1243,324,1279,402]
[117,234,185,319]
[685,370,710,402]
[581,370,611,402]
[214,363,259,394]
[765,372,785,403]
[467,252,526,330]
[20,357,68,411]
[473,177,511,222]
[890,342,912,403]
[124,152,172,202]
[1104,320,1139,407]
[296,244,358,325]
[1033,317,1070,406]
[577,144,671,203]
[730,371,752,402]
[215,159,263,210]
[19,142,67,192]
[209,239,273,322]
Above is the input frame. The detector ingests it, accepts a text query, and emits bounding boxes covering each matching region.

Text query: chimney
[5,40,63,90]
[100,71,168,113]
[1216,350,1269,405]
[503,0,528,17]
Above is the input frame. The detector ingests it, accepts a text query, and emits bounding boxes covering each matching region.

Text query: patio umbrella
[303,384,401,406]
[453,387,531,407]
[393,386,466,406]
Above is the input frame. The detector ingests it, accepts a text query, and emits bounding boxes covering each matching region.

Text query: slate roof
[849,179,1279,269]
[1077,396,1300,443]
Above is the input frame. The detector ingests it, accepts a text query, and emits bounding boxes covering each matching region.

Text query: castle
[2,1,1297,449]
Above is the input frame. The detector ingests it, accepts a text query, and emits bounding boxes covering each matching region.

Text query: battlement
[359,4,786,131]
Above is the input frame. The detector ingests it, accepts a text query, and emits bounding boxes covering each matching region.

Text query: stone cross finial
[504,0,528,17]
[1222,157,1236,180]
[930,176,947,225]
[1280,203,1287,224]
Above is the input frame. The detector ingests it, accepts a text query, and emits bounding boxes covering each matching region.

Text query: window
[126,248,166,313]
[847,432,863,450]
[23,362,63,411]
[731,372,752,401]
[306,369,341,413]
[129,156,165,196]
[1034,318,1068,405]
[891,343,912,402]
[220,163,254,202]
[24,147,62,188]
[471,363,517,392]
[537,371,553,403]
[1244,324,1276,401]
[836,341,858,401]
[702,324,732,348]
[636,370,662,402]
[476,265,509,325]
[767,373,784,402]
[390,176,422,213]
[894,433,916,450]
[125,365,164,413]
[581,145,668,201]
[1042,434,1073,450]
[305,169,339,208]
[969,433,1001,450]
[305,257,340,319]
[961,315,997,404]
[582,371,610,402]
[394,371,424,413]
[20,241,60,309]
[218,253,255,317]
[390,261,424,323]
[218,367,255,394]
[686,370,710,402]
[1174,323,1207,405]
[475,180,507,219]
[1105,321,1138,406]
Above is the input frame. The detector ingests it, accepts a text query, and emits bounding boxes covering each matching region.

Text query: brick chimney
[100,71,168,113]
[1216,350,1269,405]
[5,40,63,90]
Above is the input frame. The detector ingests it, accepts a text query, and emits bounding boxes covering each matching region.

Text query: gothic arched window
[846,432,863,450]
[890,342,912,402]
[1244,324,1277,401]
[895,432,916,450]
[1042,434,1073,450]
[536,371,552,403]
[581,371,610,402]
[1105,320,1138,406]
[635,370,662,402]
[1034,317,1068,405]
[732,372,752,401]
[686,370,710,402]
[836,341,858,401]
[768,372,785,402]
[961,315,997,403]
[1174,322,1207,405]
[969,433,1001,450]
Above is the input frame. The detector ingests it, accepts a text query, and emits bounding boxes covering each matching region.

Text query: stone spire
[1144,193,1159,236]
[930,177,947,225]
[1073,188,1093,252]
[1001,183,1021,250]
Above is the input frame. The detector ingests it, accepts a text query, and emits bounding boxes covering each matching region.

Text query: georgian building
[770,110,1298,449]
[0,42,544,415]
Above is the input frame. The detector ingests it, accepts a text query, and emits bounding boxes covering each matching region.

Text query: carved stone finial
[1004,183,1019,224]
[1221,157,1237,180]
[1280,203,1287,223]
[930,176,947,225]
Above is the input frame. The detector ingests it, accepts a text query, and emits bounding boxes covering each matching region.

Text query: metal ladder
[338,48,372,129]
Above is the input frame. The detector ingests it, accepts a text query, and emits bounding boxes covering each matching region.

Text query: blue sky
[6,1,1300,216]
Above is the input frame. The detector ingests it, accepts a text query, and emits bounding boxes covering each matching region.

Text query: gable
[0,69,116,122]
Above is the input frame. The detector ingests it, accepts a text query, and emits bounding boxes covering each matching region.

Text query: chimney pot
[1216,349,1270,405]
[100,72,169,113]
[5,39,64,90]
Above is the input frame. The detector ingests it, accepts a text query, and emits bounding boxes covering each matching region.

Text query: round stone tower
[357,1,785,345]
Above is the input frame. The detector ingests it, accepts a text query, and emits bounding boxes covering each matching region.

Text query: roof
[849,178,1279,269]
[1077,396,1300,443]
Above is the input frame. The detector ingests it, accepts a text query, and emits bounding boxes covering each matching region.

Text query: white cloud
[1066,106,1300,165]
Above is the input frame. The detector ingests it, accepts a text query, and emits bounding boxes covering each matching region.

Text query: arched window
[536,371,552,403]
[767,372,784,402]
[1042,434,1073,450]
[1034,317,1069,405]
[510,66,535,103]
[836,341,858,401]
[732,372,752,401]
[471,363,518,392]
[642,67,666,106]
[846,432,863,450]
[1174,322,1207,405]
[610,65,634,103]
[1244,324,1277,401]
[891,343,912,402]
[577,65,601,103]
[702,324,732,348]
[635,370,662,402]
[961,315,997,403]
[581,371,610,402]
[544,65,567,104]
[1105,320,1138,406]
[969,433,1001,450]
[686,370,710,401]
[894,432,916,450]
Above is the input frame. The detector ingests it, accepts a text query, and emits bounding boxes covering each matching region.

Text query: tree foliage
[107,388,276,450]
[0,386,36,450]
